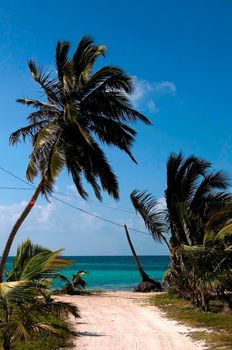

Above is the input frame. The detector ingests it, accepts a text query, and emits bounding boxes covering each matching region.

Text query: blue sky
[0,0,231,255]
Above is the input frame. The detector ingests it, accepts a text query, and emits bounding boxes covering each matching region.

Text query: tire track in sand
[59,291,205,350]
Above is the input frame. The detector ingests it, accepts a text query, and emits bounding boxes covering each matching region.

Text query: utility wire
[55,191,135,213]
[0,166,34,188]
[51,194,149,235]
[0,165,151,236]
[0,165,135,213]
[0,185,135,214]
[0,187,34,191]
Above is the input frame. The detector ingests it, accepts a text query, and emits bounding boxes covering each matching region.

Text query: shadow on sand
[72,331,105,337]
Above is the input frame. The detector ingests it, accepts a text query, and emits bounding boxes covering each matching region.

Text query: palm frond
[9,121,47,145]
[81,66,134,100]
[28,60,59,103]
[130,190,167,242]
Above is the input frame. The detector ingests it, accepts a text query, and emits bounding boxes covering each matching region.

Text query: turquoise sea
[6,256,169,290]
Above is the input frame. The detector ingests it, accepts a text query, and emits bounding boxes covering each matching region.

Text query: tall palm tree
[0,36,151,281]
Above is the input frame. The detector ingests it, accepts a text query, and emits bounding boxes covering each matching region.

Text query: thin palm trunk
[2,335,11,350]
[0,178,44,282]
[124,225,150,282]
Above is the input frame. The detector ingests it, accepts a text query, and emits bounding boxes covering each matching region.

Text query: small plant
[0,240,80,350]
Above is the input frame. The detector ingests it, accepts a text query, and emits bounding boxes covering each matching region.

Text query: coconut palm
[124,225,152,282]
[179,223,232,311]
[131,153,232,261]
[131,153,232,302]
[165,153,231,247]
[0,36,151,281]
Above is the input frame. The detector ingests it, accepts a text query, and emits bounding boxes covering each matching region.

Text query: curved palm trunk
[0,178,44,282]
[124,225,150,282]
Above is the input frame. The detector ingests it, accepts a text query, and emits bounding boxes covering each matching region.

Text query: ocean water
[6,255,170,290]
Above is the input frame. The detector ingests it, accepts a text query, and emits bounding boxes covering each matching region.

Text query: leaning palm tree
[124,225,151,282]
[0,36,151,281]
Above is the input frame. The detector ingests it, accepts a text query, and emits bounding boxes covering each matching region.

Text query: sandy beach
[59,291,205,350]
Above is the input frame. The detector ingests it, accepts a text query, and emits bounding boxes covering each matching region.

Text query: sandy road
[60,292,204,350]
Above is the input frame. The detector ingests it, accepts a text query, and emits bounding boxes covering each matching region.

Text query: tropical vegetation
[0,36,151,282]
[149,293,232,350]
[0,240,80,350]
[131,152,232,312]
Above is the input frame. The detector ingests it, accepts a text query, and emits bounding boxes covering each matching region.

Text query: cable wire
[0,165,151,236]
[0,165,135,213]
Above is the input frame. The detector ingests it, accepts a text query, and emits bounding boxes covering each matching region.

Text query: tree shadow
[72,331,105,337]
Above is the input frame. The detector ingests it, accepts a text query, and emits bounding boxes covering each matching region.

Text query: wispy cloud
[129,77,176,114]
[157,196,167,211]
[0,191,169,255]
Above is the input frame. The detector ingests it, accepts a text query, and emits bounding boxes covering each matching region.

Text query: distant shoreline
[8,254,170,257]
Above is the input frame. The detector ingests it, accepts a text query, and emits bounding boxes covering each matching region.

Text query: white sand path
[60,291,205,350]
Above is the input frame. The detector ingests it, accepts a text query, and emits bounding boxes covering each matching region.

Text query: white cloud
[0,191,169,255]
[157,196,167,211]
[0,201,55,234]
[147,100,159,114]
[129,77,176,114]
[153,81,176,95]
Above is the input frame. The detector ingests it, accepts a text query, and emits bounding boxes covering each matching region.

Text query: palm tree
[179,223,232,311]
[131,153,232,305]
[124,225,151,282]
[165,153,231,245]
[6,239,73,283]
[0,240,80,349]
[0,36,151,281]
[0,280,79,350]
[131,153,231,264]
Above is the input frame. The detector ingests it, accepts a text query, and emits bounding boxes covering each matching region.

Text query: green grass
[13,319,74,350]
[149,293,232,350]
[14,333,73,350]
[54,288,104,296]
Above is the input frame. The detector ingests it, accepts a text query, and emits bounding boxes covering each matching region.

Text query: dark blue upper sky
[0,0,231,255]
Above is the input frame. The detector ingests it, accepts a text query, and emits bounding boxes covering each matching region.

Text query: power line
[51,194,150,236]
[0,166,34,188]
[0,187,34,191]
[0,185,135,214]
[50,191,135,213]
[0,165,135,213]
[0,165,150,236]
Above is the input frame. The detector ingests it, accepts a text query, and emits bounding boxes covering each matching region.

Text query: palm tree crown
[131,153,232,248]
[11,36,151,200]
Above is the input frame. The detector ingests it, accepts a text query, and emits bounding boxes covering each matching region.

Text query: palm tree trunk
[2,335,11,350]
[0,178,44,282]
[201,290,206,311]
[222,294,232,313]
[124,225,150,282]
